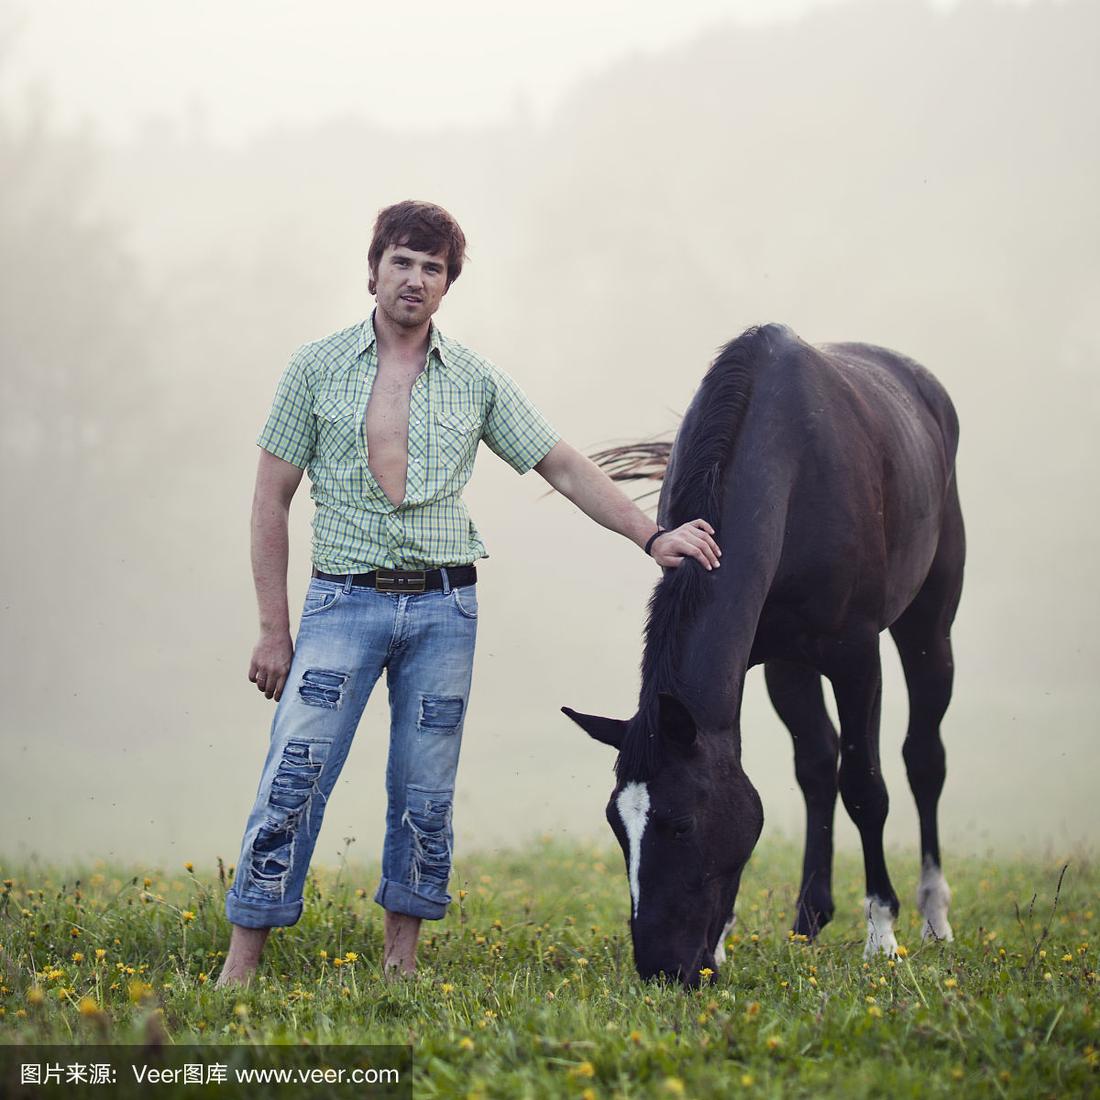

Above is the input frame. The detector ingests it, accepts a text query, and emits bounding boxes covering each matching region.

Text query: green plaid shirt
[256,312,560,571]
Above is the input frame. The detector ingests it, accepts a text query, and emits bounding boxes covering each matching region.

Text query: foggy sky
[6,0,975,143]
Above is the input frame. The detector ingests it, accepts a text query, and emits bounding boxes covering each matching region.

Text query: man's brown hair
[368,200,467,290]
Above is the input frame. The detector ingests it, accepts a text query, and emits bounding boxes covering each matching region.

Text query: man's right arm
[248,449,305,701]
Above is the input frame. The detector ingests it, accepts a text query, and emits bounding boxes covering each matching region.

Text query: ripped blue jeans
[224,571,478,927]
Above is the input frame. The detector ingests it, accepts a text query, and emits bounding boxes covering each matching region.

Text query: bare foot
[382,911,422,978]
[214,963,257,989]
[214,925,271,988]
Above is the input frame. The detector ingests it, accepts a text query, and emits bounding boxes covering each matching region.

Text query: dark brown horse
[563,323,964,987]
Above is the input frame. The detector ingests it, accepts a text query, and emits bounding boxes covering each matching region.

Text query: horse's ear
[658,693,697,748]
[561,706,626,750]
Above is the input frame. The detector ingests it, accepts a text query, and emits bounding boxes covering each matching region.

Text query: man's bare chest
[364,360,425,447]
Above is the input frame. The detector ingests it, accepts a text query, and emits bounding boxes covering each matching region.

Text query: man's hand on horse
[650,519,721,570]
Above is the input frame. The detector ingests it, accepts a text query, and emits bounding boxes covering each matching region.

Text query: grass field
[0,837,1096,1098]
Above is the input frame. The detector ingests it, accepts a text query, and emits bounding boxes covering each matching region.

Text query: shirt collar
[358,309,450,368]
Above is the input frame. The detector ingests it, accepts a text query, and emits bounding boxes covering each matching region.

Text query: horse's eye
[672,818,695,839]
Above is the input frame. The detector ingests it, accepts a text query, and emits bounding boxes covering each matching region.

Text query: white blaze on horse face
[713,911,737,967]
[616,782,650,919]
[864,897,899,959]
[916,858,954,942]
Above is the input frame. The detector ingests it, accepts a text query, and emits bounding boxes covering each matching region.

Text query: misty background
[1,0,1096,876]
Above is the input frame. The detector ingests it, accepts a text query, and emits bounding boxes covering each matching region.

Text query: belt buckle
[375,569,426,594]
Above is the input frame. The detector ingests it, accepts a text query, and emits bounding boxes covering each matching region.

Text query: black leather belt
[311,565,477,594]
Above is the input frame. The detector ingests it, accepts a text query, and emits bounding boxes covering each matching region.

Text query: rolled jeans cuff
[374,877,451,921]
[225,888,304,929]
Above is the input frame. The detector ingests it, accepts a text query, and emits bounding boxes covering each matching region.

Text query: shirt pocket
[315,393,361,464]
[434,410,481,480]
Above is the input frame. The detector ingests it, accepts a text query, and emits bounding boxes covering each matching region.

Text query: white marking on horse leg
[916,857,954,943]
[616,782,650,919]
[863,897,899,959]
[714,911,737,967]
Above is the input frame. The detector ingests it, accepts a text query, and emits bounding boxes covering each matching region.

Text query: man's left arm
[534,440,721,570]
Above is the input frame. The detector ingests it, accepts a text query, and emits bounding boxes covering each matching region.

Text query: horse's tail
[587,440,673,505]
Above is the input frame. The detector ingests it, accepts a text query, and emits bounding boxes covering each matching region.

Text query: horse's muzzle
[636,947,717,989]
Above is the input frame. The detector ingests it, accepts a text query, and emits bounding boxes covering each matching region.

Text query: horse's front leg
[764,660,840,939]
[831,641,901,958]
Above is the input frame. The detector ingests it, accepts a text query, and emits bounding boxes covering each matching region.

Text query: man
[216,201,720,987]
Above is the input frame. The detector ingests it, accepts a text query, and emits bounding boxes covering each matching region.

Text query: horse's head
[562,692,763,988]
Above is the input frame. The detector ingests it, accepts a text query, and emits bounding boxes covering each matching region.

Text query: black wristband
[644,528,667,556]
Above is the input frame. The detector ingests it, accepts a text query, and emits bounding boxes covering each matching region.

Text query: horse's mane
[614,325,777,782]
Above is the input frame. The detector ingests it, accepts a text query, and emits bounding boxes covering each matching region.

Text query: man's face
[371,243,449,330]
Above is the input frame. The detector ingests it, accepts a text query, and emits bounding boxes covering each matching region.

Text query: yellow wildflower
[184,862,194,872]
[71,952,84,963]
[27,987,45,1005]
[868,1005,884,1018]
[344,951,358,962]
[458,1037,475,1051]
[699,967,713,979]
[181,911,195,922]
[944,978,957,989]
[95,949,107,960]
[741,1074,754,1087]
[78,996,99,1016]
[894,945,909,958]
[766,1036,782,1050]
[664,1078,686,1095]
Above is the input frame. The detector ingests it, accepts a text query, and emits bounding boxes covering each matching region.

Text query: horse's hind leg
[889,478,965,943]
[765,660,840,939]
